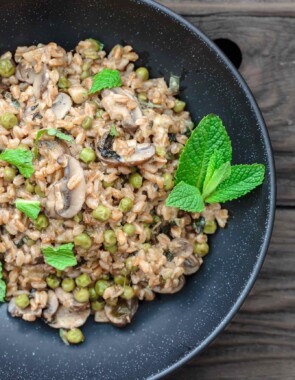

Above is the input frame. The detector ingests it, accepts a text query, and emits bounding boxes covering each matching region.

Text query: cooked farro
[0,39,228,344]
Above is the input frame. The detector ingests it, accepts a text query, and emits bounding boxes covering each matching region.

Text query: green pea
[79,147,96,164]
[82,62,91,71]
[102,180,114,188]
[125,257,137,272]
[61,278,75,293]
[129,172,143,189]
[58,76,70,89]
[136,67,149,81]
[74,288,90,303]
[155,146,166,157]
[86,38,103,52]
[104,229,117,246]
[103,243,117,254]
[0,58,15,77]
[173,99,186,113]
[118,197,133,213]
[66,328,84,344]
[114,275,126,286]
[141,243,151,251]
[91,300,105,311]
[121,286,135,300]
[0,112,17,130]
[74,233,92,249]
[80,70,90,80]
[204,220,217,234]
[163,172,174,191]
[75,273,92,288]
[73,212,83,223]
[95,109,104,118]
[144,227,152,242]
[34,185,45,198]
[46,275,60,289]
[81,116,93,130]
[138,93,147,102]
[15,294,30,309]
[92,205,111,222]
[24,180,34,193]
[89,287,98,301]
[3,167,16,181]
[34,214,49,230]
[194,242,209,257]
[123,223,135,237]
[95,280,110,296]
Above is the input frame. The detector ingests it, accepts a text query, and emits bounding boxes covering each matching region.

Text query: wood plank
[166,208,295,379]
[160,1,295,17]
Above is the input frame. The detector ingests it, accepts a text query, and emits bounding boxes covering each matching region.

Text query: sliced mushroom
[33,65,49,99]
[96,133,155,167]
[8,297,42,321]
[46,154,86,219]
[153,275,185,294]
[169,238,194,259]
[43,290,59,322]
[49,306,90,329]
[52,93,72,119]
[94,309,109,323]
[16,62,36,84]
[104,298,138,327]
[184,255,202,276]
[101,88,143,131]
[55,287,89,312]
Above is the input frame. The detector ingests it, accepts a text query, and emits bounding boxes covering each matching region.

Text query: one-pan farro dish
[0,39,265,345]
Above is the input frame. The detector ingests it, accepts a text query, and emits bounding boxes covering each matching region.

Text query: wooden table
[157,1,295,379]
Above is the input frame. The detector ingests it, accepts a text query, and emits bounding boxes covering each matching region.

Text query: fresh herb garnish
[166,114,265,212]
[109,124,119,137]
[41,243,77,270]
[89,68,122,94]
[34,128,73,158]
[15,199,41,220]
[0,149,34,178]
[0,262,6,303]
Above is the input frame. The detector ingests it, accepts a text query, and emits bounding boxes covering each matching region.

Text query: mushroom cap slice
[8,297,42,319]
[32,65,49,99]
[94,309,110,323]
[184,255,202,276]
[55,287,89,312]
[104,298,138,327]
[16,62,36,84]
[169,238,194,259]
[46,154,86,219]
[43,290,59,322]
[52,93,72,119]
[101,88,143,132]
[49,306,90,329]
[153,275,186,294]
[96,133,155,167]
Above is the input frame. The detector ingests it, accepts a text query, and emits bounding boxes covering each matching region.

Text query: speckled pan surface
[0,0,275,379]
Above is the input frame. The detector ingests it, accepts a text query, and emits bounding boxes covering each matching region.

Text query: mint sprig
[89,68,122,94]
[166,114,265,212]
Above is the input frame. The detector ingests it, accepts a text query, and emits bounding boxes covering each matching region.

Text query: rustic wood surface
[157,1,295,379]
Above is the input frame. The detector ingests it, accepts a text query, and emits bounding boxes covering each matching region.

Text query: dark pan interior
[0,0,275,379]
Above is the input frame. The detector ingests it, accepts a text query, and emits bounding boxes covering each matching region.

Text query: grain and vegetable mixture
[0,39,264,345]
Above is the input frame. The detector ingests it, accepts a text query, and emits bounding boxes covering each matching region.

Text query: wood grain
[156,1,295,379]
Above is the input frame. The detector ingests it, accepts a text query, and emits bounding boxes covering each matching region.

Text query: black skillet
[0,0,275,379]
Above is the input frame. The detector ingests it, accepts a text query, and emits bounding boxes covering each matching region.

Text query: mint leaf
[205,164,265,203]
[34,129,73,158]
[0,149,34,178]
[175,114,232,192]
[41,243,77,270]
[202,161,231,200]
[0,262,6,303]
[15,199,41,220]
[166,181,205,212]
[110,124,119,137]
[89,68,122,94]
